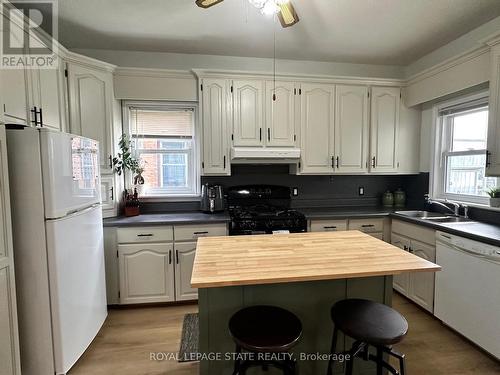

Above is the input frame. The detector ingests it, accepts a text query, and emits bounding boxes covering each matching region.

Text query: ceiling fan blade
[278,1,299,28]
[195,0,224,9]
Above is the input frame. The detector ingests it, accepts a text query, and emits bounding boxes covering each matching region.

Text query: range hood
[231,147,301,164]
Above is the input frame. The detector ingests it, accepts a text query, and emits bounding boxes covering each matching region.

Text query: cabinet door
[201,79,230,175]
[100,175,116,218]
[118,243,175,304]
[299,83,335,174]
[335,85,369,173]
[0,126,21,374]
[409,240,435,312]
[370,87,400,173]
[487,43,500,176]
[175,242,198,301]
[29,63,66,131]
[0,19,29,126]
[397,99,421,173]
[391,233,411,296]
[265,81,296,147]
[232,80,263,147]
[67,63,114,173]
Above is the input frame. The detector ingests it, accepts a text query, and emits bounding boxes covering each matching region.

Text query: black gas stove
[227,185,307,235]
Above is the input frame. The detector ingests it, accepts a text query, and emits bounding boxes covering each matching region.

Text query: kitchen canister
[382,191,394,207]
[394,188,406,207]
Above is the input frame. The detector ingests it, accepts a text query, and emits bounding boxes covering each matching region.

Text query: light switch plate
[292,187,299,196]
[359,187,364,196]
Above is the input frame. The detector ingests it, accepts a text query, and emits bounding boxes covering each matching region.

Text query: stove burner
[227,186,307,235]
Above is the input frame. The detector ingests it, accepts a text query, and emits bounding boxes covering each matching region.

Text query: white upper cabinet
[334,85,369,173]
[232,80,264,147]
[398,99,421,174]
[29,63,66,131]
[265,81,296,147]
[67,63,114,173]
[487,43,500,176]
[0,18,29,126]
[299,83,336,174]
[201,78,230,175]
[370,86,401,173]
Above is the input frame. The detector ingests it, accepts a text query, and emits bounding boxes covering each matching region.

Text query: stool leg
[232,345,241,375]
[326,326,338,375]
[399,354,406,375]
[376,347,383,375]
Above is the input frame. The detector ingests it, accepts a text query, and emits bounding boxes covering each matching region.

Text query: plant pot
[489,198,500,208]
[124,206,140,217]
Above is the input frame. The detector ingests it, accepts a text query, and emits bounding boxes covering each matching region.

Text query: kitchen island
[191,231,440,375]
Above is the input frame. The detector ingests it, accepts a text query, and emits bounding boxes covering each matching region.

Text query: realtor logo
[1,0,58,69]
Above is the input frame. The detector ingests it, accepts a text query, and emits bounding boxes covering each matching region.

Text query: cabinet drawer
[117,226,173,244]
[174,224,227,241]
[348,218,384,233]
[392,220,435,245]
[310,220,347,232]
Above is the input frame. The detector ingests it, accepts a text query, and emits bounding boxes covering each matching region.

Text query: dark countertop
[103,211,230,227]
[300,206,404,219]
[102,208,500,247]
[390,213,500,247]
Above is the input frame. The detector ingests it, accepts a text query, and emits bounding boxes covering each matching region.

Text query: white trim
[122,101,201,200]
[115,67,195,79]
[430,90,496,205]
[192,69,405,86]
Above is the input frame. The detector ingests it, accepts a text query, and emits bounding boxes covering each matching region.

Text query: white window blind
[126,104,199,198]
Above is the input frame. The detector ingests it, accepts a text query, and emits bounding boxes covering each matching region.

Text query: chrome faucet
[424,194,459,216]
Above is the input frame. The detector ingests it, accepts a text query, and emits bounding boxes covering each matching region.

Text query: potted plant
[487,187,500,208]
[112,134,145,216]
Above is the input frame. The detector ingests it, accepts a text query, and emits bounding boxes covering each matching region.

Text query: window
[125,103,199,198]
[433,92,498,204]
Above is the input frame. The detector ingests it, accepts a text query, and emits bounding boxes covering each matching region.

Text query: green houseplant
[112,134,145,185]
[487,187,500,208]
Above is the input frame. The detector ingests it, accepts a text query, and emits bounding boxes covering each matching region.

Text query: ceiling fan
[195,0,299,28]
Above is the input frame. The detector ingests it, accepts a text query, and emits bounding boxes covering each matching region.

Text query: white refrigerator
[6,126,107,375]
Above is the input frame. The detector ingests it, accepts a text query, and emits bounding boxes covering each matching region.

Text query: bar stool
[229,305,302,375]
[327,299,408,375]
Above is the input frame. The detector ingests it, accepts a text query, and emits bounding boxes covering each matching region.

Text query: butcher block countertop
[191,231,440,288]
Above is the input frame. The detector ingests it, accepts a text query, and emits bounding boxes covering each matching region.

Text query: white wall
[72,48,405,79]
[405,16,500,78]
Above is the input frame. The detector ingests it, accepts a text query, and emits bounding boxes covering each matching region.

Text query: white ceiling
[53,0,500,65]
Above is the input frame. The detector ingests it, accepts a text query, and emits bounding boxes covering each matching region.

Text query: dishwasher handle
[437,239,486,259]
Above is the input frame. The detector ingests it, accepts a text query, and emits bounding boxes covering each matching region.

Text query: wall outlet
[292,187,299,196]
[359,187,365,196]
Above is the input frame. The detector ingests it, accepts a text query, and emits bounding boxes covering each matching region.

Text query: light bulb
[261,0,279,15]
[248,0,266,8]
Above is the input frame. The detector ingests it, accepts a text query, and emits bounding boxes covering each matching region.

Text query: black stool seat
[229,305,302,352]
[331,299,408,346]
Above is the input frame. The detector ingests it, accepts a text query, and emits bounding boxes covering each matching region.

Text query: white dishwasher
[435,231,500,359]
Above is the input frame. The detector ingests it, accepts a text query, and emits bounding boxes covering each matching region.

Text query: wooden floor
[69,293,500,375]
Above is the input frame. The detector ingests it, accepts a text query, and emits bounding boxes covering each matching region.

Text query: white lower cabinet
[118,243,175,304]
[391,220,436,312]
[174,242,198,301]
[309,219,347,232]
[108,223,228,304]
[391,233,411,295]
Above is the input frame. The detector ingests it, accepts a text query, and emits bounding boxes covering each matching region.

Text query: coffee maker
[200,184,224,213]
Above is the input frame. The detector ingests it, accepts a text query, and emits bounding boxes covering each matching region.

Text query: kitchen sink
[423,216,473,223]
[395,211,473,223]
[395,210,447,219]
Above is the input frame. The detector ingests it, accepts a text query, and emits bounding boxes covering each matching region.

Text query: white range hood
[231,147,301,164]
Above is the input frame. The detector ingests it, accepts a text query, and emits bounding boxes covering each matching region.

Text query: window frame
[431,90,494,205]
[122,101,201,201]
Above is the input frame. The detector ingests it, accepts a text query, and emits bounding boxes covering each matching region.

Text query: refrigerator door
[40,129,101,219]
[45,205,107,374]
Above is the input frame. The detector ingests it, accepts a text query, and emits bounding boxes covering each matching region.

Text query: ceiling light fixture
[195,0,224,8]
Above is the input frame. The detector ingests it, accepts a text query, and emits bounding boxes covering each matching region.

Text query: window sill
[138,195,201,203]
[430,197,500,212]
